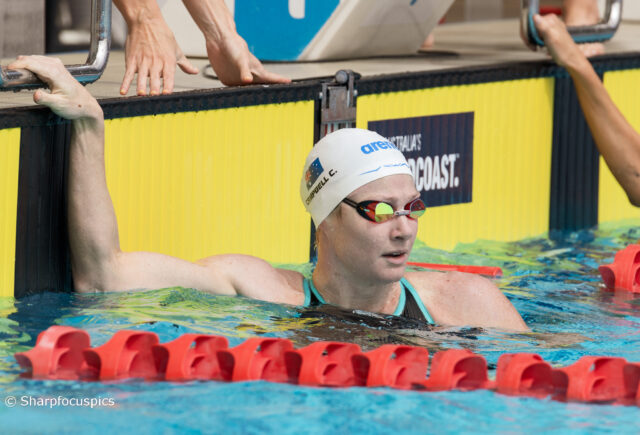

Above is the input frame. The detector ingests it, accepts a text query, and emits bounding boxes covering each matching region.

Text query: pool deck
[1,18,639,109]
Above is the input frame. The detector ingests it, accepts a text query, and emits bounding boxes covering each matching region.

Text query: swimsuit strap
[395,278,436,325]
[303,277,326,307]
[302,277,434,325]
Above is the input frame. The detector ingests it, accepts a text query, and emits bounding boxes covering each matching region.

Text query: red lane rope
[407,262,503,277]
[14,326,640,407]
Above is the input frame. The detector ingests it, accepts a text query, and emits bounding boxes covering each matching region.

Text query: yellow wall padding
[599,69,640,222]
[0,128,20,297]
[358,78,555,250]
[104,102,314,264]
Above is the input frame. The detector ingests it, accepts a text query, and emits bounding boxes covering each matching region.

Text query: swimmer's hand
[7,55,103,121]
[533,14,591,71]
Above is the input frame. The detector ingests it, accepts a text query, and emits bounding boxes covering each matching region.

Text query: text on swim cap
[360,140,399,154]
[305,169,337,205]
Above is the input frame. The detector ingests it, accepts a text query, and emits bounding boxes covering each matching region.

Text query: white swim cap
[300,128,413,226]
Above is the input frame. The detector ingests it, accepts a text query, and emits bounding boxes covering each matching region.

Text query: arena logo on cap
[368,113,474,207]
[360,140,399,154]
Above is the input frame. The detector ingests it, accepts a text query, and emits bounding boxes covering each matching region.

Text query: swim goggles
[341,198,426,223]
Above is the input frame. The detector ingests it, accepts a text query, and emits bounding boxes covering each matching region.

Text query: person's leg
[563,0,600,24]
[563,0,604,56]
[422,0,604,55]
[420,33,435,51]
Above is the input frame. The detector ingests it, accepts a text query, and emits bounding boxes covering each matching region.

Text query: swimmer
[8,55,528,332]
[534,13,640,206]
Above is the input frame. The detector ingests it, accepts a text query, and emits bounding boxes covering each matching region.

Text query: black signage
[368,113,474,208]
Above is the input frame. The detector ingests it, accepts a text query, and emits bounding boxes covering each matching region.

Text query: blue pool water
[1,220,640,434]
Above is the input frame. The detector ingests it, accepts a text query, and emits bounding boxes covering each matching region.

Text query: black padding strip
[100,81,321,120]
[590,51,640,73]
[0,105,61,130]
[357,60,560,95]
[548,74,601,234]
[14,123,72,298]
[0,81,321,129]
[356,53,640,96]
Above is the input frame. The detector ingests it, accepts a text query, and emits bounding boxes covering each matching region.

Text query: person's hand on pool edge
[181,0,291,87]
[114,0,199,96]
[204,31,291,87]
[7,56,103,122]
[117,4,199,96]
[113,0,290,95]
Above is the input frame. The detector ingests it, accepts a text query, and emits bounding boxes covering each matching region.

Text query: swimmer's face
[320,174,419,284]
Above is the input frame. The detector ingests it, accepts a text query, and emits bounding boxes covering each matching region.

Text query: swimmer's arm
[197,255,304,304]
[69,118,294,297]
[68,105,294,297]
[5,55,125,291]
[69,113,298,298]
[535,14,640,206]
[10,55,282,297]
[67,91,228,292]
[83,251,302,306]
[567,51,640,206]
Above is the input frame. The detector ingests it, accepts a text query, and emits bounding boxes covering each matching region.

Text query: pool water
[2,220,640,434]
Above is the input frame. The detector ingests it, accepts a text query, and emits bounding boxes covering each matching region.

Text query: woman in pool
[10,55,528,331]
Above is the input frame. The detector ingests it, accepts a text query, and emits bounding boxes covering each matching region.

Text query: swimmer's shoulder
[404,270,483,314]
[405,270,528,331]
[197,253,305,304]
[275,268,306,294]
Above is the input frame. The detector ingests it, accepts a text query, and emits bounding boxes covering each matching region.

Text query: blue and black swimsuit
[302,277,435,325]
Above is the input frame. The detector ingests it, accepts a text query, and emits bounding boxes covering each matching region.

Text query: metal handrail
[0,0,111,91]
[521,0,622,50]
